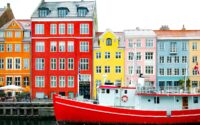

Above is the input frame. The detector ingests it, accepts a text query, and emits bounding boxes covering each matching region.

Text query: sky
[0,0,200,31]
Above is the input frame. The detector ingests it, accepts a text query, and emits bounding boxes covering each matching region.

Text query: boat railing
[136,86,200,94]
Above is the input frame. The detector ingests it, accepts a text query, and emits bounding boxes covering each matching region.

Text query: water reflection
[0,120,56,125]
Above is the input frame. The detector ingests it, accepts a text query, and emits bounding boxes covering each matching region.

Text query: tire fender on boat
[121,95,128,102]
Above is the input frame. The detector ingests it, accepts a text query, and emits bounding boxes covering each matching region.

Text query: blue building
[155,30,189,88]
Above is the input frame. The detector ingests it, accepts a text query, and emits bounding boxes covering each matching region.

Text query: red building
[31,0,97,99]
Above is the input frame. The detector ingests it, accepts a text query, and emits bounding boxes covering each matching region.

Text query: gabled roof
[0,8,5,17]
[31,1,96,18]
[0,19,31,30]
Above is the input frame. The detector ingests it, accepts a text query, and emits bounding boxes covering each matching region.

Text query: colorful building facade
[93,30,125,99]
[0,19,31,93]
[155,30,190,88]
[31,1,97,99]
[124,29,156,87]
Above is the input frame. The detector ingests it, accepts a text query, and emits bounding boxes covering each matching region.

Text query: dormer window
[39,7,50,17]
[77,7,88,17]
[106,38,112,46]
[58,7,69,17]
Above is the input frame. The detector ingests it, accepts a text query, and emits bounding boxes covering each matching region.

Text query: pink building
[124,29,156,87]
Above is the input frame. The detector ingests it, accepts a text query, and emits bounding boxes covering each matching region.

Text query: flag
[194,62,199,74]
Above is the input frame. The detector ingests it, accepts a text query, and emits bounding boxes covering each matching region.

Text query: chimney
[7,3,10,8]
[182,25,186,30]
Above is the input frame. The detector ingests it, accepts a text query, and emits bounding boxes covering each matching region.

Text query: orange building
[0,19,31,93]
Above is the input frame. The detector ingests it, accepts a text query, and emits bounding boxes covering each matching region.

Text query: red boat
[53,93,200,124]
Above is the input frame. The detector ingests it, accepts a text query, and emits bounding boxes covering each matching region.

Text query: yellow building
[189,40,200,88]
[93,30,125,99]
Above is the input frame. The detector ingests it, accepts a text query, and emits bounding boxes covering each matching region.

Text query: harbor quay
[0,100,54,118]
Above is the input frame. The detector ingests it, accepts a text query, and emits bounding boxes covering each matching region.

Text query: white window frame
[80,24,89,34]
[50,76,57,88]
[35,58,44,70]
[14,57,21,70]
[35,76,45,88]
[15,44,21,52]
[50,24,57,34]
[35,42,44,52]
[59,41,65,52]
[35,24,44,34]
[59,58,65,70]
[68,58,74,70]
[67,24,74,34]
[59,76,66,88]
[80,41,89,52]
[67,41,74,52]
[50,58,57,70]
[59,24,65,34]
[6,58,13,70]
[68,76,74,88]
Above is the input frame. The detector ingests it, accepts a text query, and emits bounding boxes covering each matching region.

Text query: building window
[136,39,141,48]
[106,38,112,46]
[159,42,165,50]
[68,92,74,99]
[145,52,153,60]
[170,42,177,52]
[0,31,4,38]
[23,44,30,52]
[146,39,153,48]
[159,68,164,76]
[67,24,74,34]
[80,58,89,70]
[50,41,57,52]
[174,68,179,75]
[15,32,21,38]
[50,58,57,70]
[59,76,66,88]
[50,24,57,34]
[59,58,65,70]
[59,41,65,52]
[6,44,12,52]
[128,66,133,75]
[36,58,44,70]
[193,69,198,75]
[192,56,197,63]
[159,56,164,63]
[59,24,65,34]
[14,58,21,70]
[50,76,57,88]
[35,24,44,34]
[105,52,110,59]
[136,66,141,74]
[115,66,121,73]
[192,42,197,50]
[128,52,133,60]
[167,56,172,63]
[6,58,13,69]
[136,52,141,60]
[154,97,160,104]
[14,77,21,86]
[68,58,74,70]
[35,42,44,52]
[0,44,4,52]
[182,42,187,51]
[96,52,101,59]
[23,58,29,70]
[194,97,198,104]
[35,76,44,88]
[182,68,186,75]
[6,77,12,85]
[167,68,172,75]
[0,58,4,69]
[80,42,89,52]
[105,66,110,73]
[68,76,74,87]
[128,40,133,48]
[80,24,89,34]
[96,66,101,73]
[116,52,121,59]
[67,41,74,52]
[58,8,68,17]
[23,77,29,86]
[24,31,30,38]
[15,44,21,52]
[145,66,153,74]
[38,8,49,17]
[7,31,12,38]
[174,56,179,63]
[77,8,88,17]
[192,81,198,87]
[182,56,187,63]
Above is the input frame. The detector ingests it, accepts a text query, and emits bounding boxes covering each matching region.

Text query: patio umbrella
[0,85,24,91]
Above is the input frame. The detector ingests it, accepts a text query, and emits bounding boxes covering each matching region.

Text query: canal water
[0,119,56,125]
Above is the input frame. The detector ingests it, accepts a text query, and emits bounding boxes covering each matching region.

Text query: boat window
[124,90,128,94]
[148,99,151,102]
[102,89,105,93]
[176,99,179,102]
[106,89,110,94]
[115,89,118,94]
[154,97,160,104]
[194,97,198,103]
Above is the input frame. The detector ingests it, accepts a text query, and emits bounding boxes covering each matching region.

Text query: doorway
[79,81,90,99]
[182,97,188,109]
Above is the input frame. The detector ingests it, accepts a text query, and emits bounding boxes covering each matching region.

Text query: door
[182,97,188,109]
[79,81,90,99]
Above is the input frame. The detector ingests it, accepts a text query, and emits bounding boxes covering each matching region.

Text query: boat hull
[53,94,200,124]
